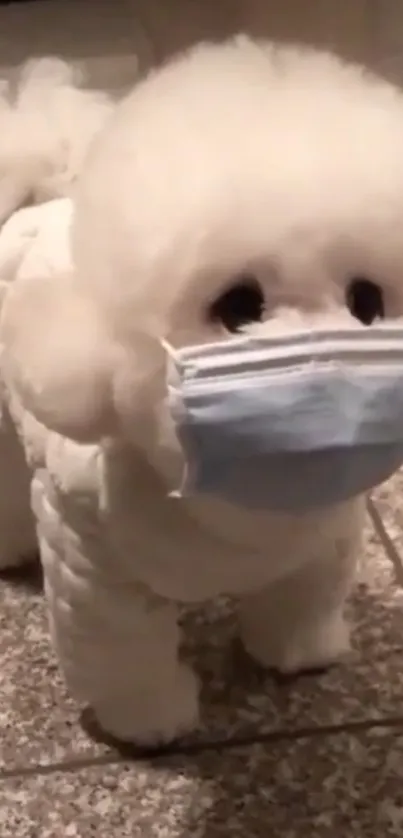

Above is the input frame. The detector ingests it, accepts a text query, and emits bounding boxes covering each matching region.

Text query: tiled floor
[0,474,403,835]
[3,0,403,834]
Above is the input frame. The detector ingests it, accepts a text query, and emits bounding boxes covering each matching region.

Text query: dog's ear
[0,272,120,442]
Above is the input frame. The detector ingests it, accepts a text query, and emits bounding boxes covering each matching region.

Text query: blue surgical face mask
[163,325,403,513]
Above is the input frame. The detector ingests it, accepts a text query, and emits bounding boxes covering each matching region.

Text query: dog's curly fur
[0,58,114,568]
[0,57,114,225]
[1,37,403,744]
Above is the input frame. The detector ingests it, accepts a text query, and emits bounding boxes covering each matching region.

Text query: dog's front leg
[238,500,364,674]
[34,441,200,747]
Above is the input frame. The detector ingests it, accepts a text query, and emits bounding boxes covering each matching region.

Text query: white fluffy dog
[1,36,403,745]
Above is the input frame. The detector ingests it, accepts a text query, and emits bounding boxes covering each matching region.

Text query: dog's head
[5,37,403,508]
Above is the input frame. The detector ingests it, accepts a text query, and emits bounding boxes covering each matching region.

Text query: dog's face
[69,38,403,491]
[8,38,403,512]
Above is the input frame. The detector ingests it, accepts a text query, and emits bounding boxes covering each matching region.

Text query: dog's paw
[242,611,351,675]
[92,663,200,747]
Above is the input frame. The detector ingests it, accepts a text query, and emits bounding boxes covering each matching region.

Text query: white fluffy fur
[0,59,115,567]
[0,57,114,226]
[2,37,403,744]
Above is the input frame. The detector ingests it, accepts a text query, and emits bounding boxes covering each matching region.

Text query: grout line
[1,715,403,781]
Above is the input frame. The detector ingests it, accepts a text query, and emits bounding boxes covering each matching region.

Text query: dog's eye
[208,277,265,333]
[346,277,384,325]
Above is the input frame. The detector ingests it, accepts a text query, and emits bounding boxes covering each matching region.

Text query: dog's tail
[0,57,116,226]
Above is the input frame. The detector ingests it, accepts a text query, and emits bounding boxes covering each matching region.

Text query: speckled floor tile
[2,725,403,837]
[175,512,403,745]
[0,562,110,770]
[1,497,403,770]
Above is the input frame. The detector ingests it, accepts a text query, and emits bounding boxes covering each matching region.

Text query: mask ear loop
[160,337,189,500]
[160,338,179,360]
[366,494,403,586]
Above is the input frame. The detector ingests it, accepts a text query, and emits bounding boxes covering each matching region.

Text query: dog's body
[1,38,403,744]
